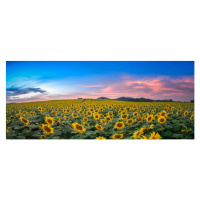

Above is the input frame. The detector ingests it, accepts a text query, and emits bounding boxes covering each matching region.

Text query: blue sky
[6,61,194,103]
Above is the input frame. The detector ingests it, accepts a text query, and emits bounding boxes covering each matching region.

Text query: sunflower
[190,115,194,120]
[149,124,154,129]
[140,128,147,133]
[72,122,86,133]
[38,107,43,111]
[126,118,134,125]
[120,114,129,120]
[184,111,189,116]
[133,112,139,117]
[166,113,173,117]
[45,116,54,125]
[86,111,92,116]
[158,117,166,124]
[140,135,147,139]
[181,128,192,133]
[83,122,89,127]
[72,113,78,118]
[100,119,106,125]
[105,116,112,122]
[100,114,104,118]
[83,117,88,122]
[135,117,143,122]
[114,122,125,130]
[140,109,145,113]
[20,117,29,125]
[51,111,57,116]
[6,129,9,133]
[126,107,131,112]
[30,111,36,116]
[112,133,124,139]
[42,124,54,134]
[95,124,103,131]
[96,136,106,140]
[16,114,21,118]
[176,110,181,115]
[141,124,154,133]
[133,130,143,139]
[146,115,153,123]
[93,113,100,120]
[107,111,113,117]
[40,135,46,139]
[89,108,94,112]
[159,110,165,116]
[149,132,162,139]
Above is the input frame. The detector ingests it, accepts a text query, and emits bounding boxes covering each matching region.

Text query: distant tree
[190,100,194,103]
[97,97,110,99]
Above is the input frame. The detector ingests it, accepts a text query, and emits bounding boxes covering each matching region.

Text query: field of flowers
[6,99,194,139]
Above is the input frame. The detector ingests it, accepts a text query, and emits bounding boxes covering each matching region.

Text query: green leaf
[172,134,184,139]
[163,130,172,138]
[184,135,194,139]
[164,125,173,130]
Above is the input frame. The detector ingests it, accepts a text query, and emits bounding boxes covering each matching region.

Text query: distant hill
[97,97,110,100]
[97,97,174,102]
[115,97,173,102]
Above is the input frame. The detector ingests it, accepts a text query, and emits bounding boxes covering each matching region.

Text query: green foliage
[6,99,194,140]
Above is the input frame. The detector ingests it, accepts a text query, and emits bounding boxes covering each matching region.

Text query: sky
[6,61,194,103]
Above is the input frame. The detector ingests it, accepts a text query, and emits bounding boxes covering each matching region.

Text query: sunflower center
[76,125,83,130]
[44,126,51,132]
[22,118,27,123]
[136,132,140,137]
[117,123,123,127]
[47,119,52,123]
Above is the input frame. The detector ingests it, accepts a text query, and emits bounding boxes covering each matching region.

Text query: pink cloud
[96,75,194,101]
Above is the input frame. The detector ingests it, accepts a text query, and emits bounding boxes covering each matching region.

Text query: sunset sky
[6,61,194,103]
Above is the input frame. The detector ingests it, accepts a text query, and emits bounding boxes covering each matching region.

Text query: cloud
[6,87,48,103]
[6,75,194,103]
[95,75,194,101]
[6,87,47,96]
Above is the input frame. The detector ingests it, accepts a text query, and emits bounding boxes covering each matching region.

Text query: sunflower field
[6,99,194,139]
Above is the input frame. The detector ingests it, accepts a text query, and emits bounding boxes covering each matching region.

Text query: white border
[0,1,199,200]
